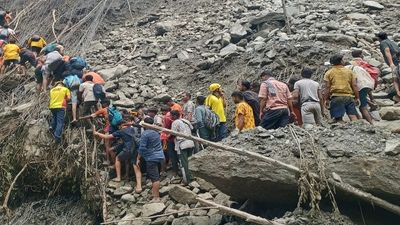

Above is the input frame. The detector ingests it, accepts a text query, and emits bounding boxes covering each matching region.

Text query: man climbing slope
[49,81,71,143]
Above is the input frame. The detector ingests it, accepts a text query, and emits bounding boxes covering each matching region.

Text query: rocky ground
[2,0,400,224]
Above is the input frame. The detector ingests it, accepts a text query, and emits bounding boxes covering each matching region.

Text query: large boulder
[380,107,400,121]
[315,34,357,46]
[190,123,400,204]
[98,65,129,81]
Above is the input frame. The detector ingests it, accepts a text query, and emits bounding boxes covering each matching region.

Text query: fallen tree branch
[197,198,281,225]
[101,206,217,224]
[1,164,28,216]
[140,122,400,216]
[52,9,59,43]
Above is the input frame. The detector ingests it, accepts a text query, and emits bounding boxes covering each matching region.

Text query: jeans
[261,108,290,130]
[179,148,193,183]
[51,108,65,141]
[216,122,228,141]
[167,140,178,173]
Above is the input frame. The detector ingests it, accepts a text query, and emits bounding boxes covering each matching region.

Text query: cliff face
[1,0,400,224]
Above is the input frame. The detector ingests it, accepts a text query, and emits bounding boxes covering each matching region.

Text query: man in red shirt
[161,105,178,175]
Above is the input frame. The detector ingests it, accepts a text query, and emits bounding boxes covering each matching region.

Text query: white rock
[363,1,385,10]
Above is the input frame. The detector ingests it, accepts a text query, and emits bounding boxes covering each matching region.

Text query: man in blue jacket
[138,117,165,202]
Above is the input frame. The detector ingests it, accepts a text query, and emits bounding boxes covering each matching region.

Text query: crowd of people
[2,9,399,202]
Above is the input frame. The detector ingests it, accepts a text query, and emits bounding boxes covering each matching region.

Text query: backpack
[0,28,9,40]
[69,56,87,70]
[93,83,106,101]
[108,106,123,126]
[63,75,81,89]
[42,43,58,55]
[204,107,220,129]
[0,11,5,27]
[31,35,40,42]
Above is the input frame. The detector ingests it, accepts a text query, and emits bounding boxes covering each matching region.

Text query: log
[1,164,28,216]
[197,198,281,225]
[140,122,400,216]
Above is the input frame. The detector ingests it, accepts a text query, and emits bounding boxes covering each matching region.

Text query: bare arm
[259,98,266,120]
[351,78,360,100]
[385,48,395,68]
[94,132,113,140]
[237,114,244,131]
[394,78,400,95]
[318,89,324,111]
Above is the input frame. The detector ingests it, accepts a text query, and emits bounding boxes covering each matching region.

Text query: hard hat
[209,83,221,92]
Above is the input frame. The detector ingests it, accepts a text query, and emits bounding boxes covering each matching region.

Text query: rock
[375,99,394,107]
[177,50,190,61]
[375,120,400,133]
[169,185,197,204]
[384,139,400,156]
[229,23,248,42]
[249,12,285,27]
[98,65,129,81]
[118,213,151,225]
[155,21,176,35]
[372,91,389,99]
[113,99,135,108]
[196,178,215,192]
[347,13,372,21]
[363,1,385,10]
[315,34,357,46]
[90,41,107,52]
[221,33,231,46]
[219,44,238,57]
[171,216,209,225]
[197,193,213,200]
[190,123,400,204]
[159,186,171,197]
[157,54,171,62]
[209,214,223,225]
[141,203,166,217]
[24,119,53,157]
[121,194,136,202]
[380,107,400,121]
[114,187,130,197]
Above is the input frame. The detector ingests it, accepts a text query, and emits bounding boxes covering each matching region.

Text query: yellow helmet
[209,83,221,92]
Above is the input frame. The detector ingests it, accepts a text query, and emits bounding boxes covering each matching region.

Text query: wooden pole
[197,198,282,225]
[140,122,400,216]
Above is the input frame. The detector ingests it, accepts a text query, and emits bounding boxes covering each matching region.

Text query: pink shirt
[258,78,292,110]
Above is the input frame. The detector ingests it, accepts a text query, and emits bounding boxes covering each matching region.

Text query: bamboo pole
[140,122,400,216]
[197,198,282,225]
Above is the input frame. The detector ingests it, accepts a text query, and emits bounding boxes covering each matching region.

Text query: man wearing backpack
[259,70,296,129]
[195,96,213,141]
[206,83,227,141]
[63,74,81,123]
[171,110,195,184]
[0,25,15,42]
[28,35,47,55]
[1,38,20,75]
[79,75,104,116]
[83,70,105,85]
[42,48,63,91]
[49,81,71,143]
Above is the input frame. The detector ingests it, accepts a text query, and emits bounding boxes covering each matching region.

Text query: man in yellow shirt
[323,54,359,123]
[1,39,20,74]
[231,91,255,132]
[49,81,71,143]
[206,83,227,141]
[28,35,47,55]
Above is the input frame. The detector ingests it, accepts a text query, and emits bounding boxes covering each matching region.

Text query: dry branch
[101,207,217,225]
[197,198,281,225]
[1,164,28,216]
[52,9,59,43]
[140,122,400,216]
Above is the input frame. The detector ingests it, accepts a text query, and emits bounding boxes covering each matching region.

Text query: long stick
[101,207,217,225]
[1,164,28,216]
[52,9,59,43]
[197,198,281,225]
[140,123,400,216]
